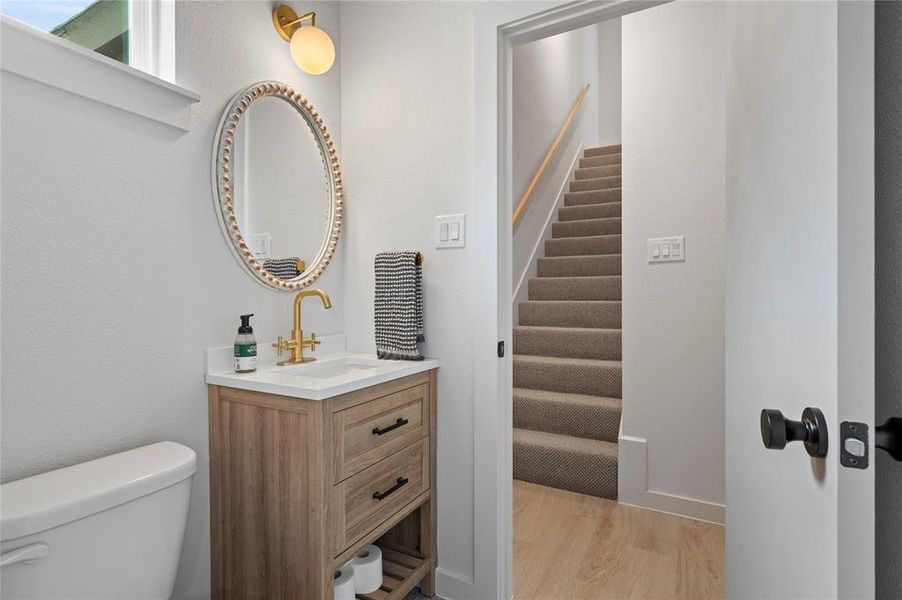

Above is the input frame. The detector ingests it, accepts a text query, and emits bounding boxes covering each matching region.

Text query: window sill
[0,17,199,131]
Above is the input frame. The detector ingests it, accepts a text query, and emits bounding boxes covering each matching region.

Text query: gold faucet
[274,288,332,365]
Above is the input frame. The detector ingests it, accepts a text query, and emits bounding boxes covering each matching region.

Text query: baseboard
[512,142,584,320]
[618,432,725,525]
[435,567,477,600]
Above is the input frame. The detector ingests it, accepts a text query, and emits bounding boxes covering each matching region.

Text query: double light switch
[435,214,466,248]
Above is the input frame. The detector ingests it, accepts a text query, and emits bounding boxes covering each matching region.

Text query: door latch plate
[840,421,869,469]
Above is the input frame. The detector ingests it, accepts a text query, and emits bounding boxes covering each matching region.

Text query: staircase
[513,144,622,499]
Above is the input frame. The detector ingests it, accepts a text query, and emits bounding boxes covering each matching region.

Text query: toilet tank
[0,442,197,600]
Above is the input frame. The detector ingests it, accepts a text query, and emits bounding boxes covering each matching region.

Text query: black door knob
[876,417,902,462]
[760,407,828,458]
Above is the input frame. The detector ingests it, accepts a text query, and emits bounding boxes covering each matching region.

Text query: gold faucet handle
[309,332,320,351]
[273,336,284,357]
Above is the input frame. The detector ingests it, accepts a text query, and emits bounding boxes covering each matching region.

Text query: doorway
[500,1,726,597]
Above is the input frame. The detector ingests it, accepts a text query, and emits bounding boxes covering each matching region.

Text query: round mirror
[212,81,343,291]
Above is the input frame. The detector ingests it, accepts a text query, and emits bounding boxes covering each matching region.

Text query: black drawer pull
[373,476,409,501]
[372,417,409,436]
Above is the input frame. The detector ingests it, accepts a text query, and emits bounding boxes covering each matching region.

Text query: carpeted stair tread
[545,234,621,257]
[512,143,624,499]
[558,202,621,221]
[513,388,621,443]
[564,188,621,207]
[583,144,622,157]
[537,254,621,277]
[513,354,622,397]
[570,175,622,192]
[514,326,621,360]
[513,428,618,498]
[575,164,621,180]
[579,153,622,168]
[518,300,622,328]
[552,217,621,238]
[528,275,621,301]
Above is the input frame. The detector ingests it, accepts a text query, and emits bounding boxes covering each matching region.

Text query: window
[3,1,129,63]
[1,0,195,130]
[0,0,174,81]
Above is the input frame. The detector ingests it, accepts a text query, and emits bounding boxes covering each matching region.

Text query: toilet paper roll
[333,565,356,600]
[348,544,383,594]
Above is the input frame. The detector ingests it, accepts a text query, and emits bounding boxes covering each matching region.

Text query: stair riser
[584,144,622,157]
[579,154,621,168]
[575,164,621,180]
[529,277,621,301]
[564,189,621,207]
[570,176,622,192]
[537,255,621,278]
[558,202,621,221]
[552,218,621,238]
[513,438,618,498]
[514,396,621,443]
[514,358,622,397]
[514,329,621,360]
[545,235,621,257]
[518,301,622,329]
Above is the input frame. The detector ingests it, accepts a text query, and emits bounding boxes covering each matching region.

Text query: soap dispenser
[234,314,257,373]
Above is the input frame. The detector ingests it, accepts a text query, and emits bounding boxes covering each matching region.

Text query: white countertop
[205,336,439,401]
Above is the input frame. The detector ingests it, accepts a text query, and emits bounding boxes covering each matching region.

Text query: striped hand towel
[263,257,301,279]
[374,251,424,361]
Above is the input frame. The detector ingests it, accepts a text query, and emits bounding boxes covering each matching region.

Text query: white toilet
[0,441,197,599]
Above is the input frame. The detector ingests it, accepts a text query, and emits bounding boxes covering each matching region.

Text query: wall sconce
[272,4,335,75]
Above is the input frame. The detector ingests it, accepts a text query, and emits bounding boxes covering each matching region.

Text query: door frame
[476,1,873,599]
[471,2,669,598]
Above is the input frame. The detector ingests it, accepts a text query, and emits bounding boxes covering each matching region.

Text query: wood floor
[513,481,724,600]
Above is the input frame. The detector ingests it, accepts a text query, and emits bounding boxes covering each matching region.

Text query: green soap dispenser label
[234,344,257,358]
[234,344,257,371]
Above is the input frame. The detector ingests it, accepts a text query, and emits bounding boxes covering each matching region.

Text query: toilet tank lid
[1,441,197,542]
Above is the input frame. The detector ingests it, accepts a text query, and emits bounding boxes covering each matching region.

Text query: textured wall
[620,0,726,510]
[338,1,478,585]
[596,17,621,146]
[0,3,342,598]
[876,0,902,594]
[512,26,599,300]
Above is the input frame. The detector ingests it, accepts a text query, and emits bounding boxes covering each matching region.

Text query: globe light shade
[290,26,335,75]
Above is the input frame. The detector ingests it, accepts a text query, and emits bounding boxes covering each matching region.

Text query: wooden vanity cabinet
[208,369,438,600]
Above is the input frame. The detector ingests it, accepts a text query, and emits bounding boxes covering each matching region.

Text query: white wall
[619,0,726,522]
[0,2,342,598]
[512,26,599,306]
[596,18,621,146]
[338,1,478,589]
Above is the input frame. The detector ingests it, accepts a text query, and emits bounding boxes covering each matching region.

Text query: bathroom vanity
[207,354,439,599]
[207,81,439,598]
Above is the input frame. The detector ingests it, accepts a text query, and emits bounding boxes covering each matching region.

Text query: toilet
[0,441,197,599]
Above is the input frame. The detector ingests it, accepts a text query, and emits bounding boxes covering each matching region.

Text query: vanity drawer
[332,438,429,555]
[332,383,429,482]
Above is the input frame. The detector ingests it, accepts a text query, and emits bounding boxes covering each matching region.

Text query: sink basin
[275,357,381,380]
[205,351,440,401]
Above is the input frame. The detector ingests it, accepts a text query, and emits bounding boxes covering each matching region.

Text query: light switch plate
[647,236,685,263]
[251,233,271,260]
[435,214,466,248]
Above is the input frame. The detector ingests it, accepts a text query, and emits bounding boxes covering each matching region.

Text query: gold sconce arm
[273,5,316,42]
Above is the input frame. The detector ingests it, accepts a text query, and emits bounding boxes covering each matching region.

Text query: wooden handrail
[512,84,590,227]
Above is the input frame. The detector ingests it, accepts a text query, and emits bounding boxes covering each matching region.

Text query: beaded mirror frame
[212,81,343,291]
